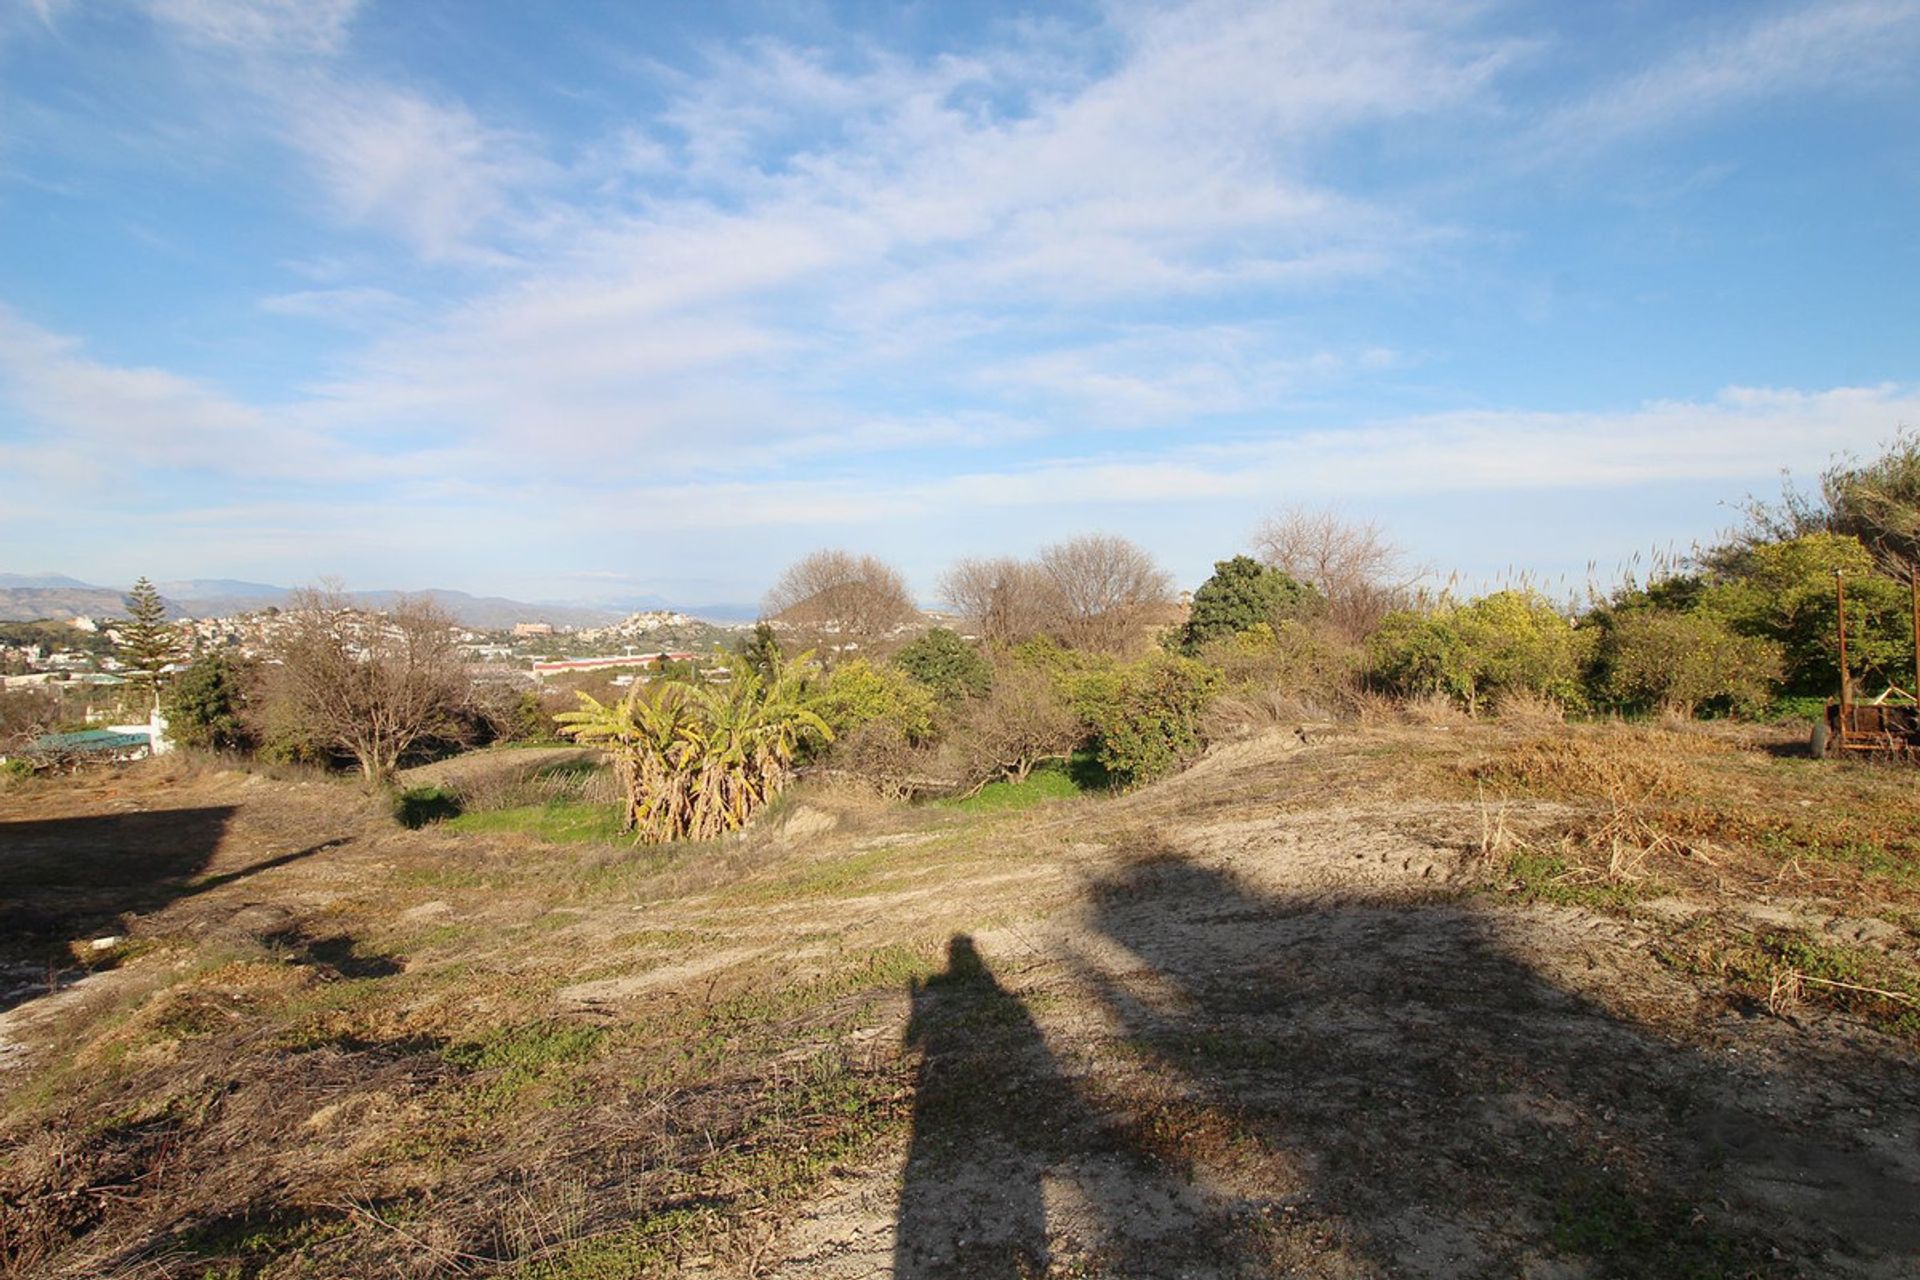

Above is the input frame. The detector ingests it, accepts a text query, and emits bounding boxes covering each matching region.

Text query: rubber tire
[1810,718,1832,760]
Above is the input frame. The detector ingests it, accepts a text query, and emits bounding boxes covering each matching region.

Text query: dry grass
[1492,687,1566,731]
[3,722,1918,1277]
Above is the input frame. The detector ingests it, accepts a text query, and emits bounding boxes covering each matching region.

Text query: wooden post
[1911,566,1919,707]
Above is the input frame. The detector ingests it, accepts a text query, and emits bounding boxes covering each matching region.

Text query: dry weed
[1400,691,1469,728]
[1201,688,1328,741]
[1493,689,1565,731]
[1463,728,1731,803]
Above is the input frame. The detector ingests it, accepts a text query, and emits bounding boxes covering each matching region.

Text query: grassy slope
[1,722,1917,1278]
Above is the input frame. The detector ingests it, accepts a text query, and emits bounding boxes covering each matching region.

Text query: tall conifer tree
[118,576,181,707]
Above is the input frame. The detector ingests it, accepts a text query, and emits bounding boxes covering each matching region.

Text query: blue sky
[1,0,1917,606]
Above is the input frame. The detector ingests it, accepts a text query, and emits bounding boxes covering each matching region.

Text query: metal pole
[1836,570,1851,719]
[1911,566,1919,707]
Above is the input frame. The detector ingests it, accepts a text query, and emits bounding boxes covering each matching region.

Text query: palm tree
[556,655,831,843]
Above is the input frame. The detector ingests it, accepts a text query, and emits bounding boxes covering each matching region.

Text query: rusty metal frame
[1823,568,1920,761]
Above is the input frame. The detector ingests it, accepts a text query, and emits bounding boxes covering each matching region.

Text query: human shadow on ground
[894,935,1254,1278]
[0,807,347,1013]
[1078,851,1920,1277]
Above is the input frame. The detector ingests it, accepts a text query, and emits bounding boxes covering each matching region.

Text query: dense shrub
[809,659,939,745]
[1179,556,1318,653]
[162,652,256,752]
[894,628,993,701]
[470,685,552,744]
[1196,620,1357,700]
[832,720,957,799]
[1596,609,1782,717]
[1080,653,1219,788]
[1370,590,1590,715]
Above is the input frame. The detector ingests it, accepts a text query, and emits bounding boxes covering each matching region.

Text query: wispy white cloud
[5,1,1914,594]
[222,2,1514,462]
[278,77,546,259]
[1525,0,1920,161]
[145,0,361,56]
[0,305,394,488]
[258,285,409,325]
[985,329,1396,426]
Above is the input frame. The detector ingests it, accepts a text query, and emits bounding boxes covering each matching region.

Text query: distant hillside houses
[531,652,695,678]
[574,611,697,644]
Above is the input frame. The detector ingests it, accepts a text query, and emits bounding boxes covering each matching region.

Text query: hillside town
[2,608,742,688]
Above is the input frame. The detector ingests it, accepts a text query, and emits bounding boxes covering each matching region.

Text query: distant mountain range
[0,574,758,628]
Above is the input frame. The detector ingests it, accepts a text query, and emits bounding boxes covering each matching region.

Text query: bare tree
[937,556,1064,647]
[1252,506,1417,641]
[266,585,474,782]
[762,550,918,657]
[949,666,1083,792]
[0,686,60,758]
[1037,533,1176,654]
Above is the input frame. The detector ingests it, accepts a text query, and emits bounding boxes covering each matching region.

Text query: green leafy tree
[1696,533,1911,695]
[1369,591,1591,715]
[116,577,181,705]
[162,652,255,751]
[557,655,830,843]
[1596,610,1781,717]
[1179,555,1318,653]
[810,658,938,744]
[894,628,993,700]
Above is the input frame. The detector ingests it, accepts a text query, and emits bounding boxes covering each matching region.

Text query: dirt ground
[2,724,1917,1278]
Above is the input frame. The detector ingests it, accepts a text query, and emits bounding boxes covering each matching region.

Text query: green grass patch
[1497,847,1647,913]
[1762,694,1828,724]
[442,1020,610,1111]
[443,799,628,845]
[939,754,1100,815]
[1547,1171,1769,1278]
[394,785,461,829]
[444,1020,607,1075]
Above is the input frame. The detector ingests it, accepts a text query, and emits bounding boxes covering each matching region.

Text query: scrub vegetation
[3,435,1920,1276]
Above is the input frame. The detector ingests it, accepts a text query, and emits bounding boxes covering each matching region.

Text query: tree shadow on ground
[0,808,348,1013]
[260,924,404,980]
[1076,851,1920,1277]
[895,935,1253,1278]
